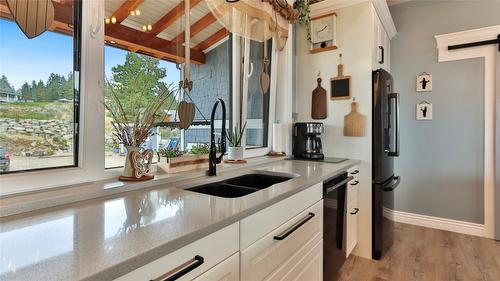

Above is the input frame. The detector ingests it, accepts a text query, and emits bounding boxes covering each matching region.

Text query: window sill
[0,155,286,217]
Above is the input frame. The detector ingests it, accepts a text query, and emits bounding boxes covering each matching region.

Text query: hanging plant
[293,0,312,42]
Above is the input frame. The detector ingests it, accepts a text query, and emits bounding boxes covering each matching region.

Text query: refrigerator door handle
[382,176,400,192]
[388,93,400,157]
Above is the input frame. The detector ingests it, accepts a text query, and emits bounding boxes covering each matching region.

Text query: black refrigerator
[372,69,401,260]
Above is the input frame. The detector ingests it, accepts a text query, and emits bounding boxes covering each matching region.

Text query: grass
[0,111,54,120]
[9,102,53,107]
[0,102,73,120]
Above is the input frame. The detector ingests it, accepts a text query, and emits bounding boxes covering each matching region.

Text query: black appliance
[323,172,353,281]
[292,122,324,160]
[372,69,401,260]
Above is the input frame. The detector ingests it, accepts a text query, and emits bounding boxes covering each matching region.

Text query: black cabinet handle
[378,46,384,64]
[350,170,359,175]
[274,213,315,241]
[350,208,359,215]
[350,180,359,186]
[152,255,204,281]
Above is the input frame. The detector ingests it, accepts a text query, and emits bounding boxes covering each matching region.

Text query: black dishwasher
[323,172,352,281]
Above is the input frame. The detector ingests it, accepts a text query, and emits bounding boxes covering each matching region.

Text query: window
[0,1,81,174]
[104,45,181,169]
[245,39,272,148]
[182,38,232,151]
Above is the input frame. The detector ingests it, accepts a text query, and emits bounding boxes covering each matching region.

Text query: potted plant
[158,144,211,173]
[227,122,247,161]
[105,83,174,180]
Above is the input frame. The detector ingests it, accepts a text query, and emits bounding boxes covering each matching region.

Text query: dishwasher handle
[325,176,354,194]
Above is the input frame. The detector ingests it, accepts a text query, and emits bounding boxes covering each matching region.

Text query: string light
[105,17,110,24]
[111,16,117,24]
[130,9,141,16]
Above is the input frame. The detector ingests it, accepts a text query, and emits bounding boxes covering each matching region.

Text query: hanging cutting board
[311,78,327,119]
[344,101,366,137]
[6,0,55,39]
[331,63,351,100]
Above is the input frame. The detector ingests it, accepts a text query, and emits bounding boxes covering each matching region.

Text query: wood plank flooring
[337,222,500,281]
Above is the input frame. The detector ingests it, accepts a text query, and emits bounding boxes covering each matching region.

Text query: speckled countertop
[0,159,359,281]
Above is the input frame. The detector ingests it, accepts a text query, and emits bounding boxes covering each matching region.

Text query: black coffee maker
[292,122,324,160]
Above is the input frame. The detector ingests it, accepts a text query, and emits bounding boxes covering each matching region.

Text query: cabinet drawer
[114,223,239,281]
[265,239,323,281]
[192,253,239,281]
[346,198,359,257]
[240,183,322,250]
[241,200,323,281]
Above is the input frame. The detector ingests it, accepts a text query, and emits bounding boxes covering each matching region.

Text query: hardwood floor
[337,222,500,281]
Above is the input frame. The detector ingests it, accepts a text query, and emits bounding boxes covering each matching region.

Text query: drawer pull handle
[273,212,315,241]
[350,208,359,215]
[350,170,359,175]
[152,255,204,281]
[350,180,359,186]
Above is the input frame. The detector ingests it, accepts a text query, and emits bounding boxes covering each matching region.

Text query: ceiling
[0,0,231,64]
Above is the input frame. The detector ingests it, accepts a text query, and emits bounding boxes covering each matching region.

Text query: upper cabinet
[372,12,391,71]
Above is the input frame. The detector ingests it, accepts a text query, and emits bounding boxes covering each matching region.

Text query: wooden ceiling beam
[105,24,205,64]
[195,28,229,51]
[150,0,201,36]
[172,13,216,43]
[111,0,144,24]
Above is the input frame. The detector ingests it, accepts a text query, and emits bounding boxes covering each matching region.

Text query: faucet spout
[208,99,226,176]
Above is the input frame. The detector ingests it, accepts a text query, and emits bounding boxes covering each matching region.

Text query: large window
[0,1,81,174]
[104,45,181,169]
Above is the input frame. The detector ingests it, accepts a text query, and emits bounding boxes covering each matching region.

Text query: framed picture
[416,101,432,120]
[416,72,432,92]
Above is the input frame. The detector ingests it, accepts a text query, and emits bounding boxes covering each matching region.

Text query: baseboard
[383,207,486,238]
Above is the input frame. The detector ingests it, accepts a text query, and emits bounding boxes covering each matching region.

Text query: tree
[106,52,177,119]
[63,72,74,99]
[46,73,66,101]
[20,82,31,101]
[0,75,15,93]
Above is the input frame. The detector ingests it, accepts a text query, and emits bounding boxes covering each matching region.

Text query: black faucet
[207,99,226,176]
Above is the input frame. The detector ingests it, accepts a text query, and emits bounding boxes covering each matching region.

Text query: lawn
[0,102,73,120]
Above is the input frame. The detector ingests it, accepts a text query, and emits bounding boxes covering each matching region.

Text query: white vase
[227,146,244,161]
[123,145,141,178]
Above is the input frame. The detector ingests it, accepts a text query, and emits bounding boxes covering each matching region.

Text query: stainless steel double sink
[184,172,295,198]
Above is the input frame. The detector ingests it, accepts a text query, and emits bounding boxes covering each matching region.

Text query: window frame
[0,0,82,175]
[0,1,283,194]
[232,34,278,158]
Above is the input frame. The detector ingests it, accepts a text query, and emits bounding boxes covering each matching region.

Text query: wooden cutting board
[311,78,327,119]
[344,101,366,137]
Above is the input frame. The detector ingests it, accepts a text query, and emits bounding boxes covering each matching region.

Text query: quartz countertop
[0,159,359,281]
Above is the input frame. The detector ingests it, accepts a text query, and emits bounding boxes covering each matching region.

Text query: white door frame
[435,25,500,239]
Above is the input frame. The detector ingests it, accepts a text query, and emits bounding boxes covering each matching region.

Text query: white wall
[295,2,374,258]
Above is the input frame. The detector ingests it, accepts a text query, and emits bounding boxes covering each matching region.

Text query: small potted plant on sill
[158,144,210,173]
[227,122,247,161]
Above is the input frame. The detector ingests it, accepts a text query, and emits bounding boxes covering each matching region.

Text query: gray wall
[184,40,231,147]
[390,0,500,223]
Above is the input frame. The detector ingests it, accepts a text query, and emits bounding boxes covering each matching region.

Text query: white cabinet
[116,182,325,281]
[345,166,360,257]
[240,200,323,281]
[372,13,391,71]
[114,223,239,281]
[192,253,239,281]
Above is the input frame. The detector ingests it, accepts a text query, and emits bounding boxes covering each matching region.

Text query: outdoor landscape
[0,51,179,172]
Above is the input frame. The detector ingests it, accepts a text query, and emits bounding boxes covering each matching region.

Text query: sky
[0,19,179,90]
